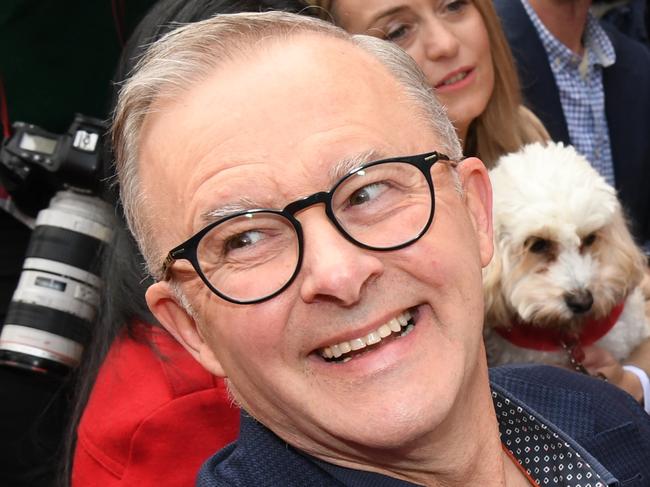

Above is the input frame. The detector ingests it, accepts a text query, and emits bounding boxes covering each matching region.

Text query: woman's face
[333,0,494,141]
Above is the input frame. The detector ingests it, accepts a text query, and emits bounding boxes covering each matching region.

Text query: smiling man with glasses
[112,11,650,487]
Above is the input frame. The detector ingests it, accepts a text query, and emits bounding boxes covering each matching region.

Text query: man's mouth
[319,309,416,364]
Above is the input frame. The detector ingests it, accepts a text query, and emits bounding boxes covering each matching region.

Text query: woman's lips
[434,67,476,93]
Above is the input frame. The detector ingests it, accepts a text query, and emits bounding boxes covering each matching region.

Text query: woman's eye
[385,24,410,42]
[348,182,386,206]
[224,230,263,253]
[443,0,469,14]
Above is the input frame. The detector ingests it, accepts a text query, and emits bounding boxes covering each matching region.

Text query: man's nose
[423,20,459,61]
[298,209,383,306]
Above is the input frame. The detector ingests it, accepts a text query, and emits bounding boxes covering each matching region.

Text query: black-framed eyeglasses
[161,151,454,304]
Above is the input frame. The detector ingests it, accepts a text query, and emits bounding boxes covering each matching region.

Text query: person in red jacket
[72,323,239,486]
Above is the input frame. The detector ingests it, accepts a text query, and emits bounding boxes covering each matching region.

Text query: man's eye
[348,182,387,206]
[224,230,263,253]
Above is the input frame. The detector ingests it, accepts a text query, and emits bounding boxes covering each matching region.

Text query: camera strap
[0,187,35,229]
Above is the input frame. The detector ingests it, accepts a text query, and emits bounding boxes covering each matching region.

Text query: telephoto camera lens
[0,190,113,377]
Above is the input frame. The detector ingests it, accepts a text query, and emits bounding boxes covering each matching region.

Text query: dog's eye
[582,233,597,248]
[528,237,551,254]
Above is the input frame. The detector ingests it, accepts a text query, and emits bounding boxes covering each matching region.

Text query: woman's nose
[422,18,460,62]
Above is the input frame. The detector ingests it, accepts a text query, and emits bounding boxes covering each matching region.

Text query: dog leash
[560,339,594,376]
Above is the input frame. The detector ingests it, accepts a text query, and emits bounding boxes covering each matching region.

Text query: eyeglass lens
[196,161,433,302]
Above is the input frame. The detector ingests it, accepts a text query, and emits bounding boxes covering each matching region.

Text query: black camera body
[0,115,114,377]
[0,114,105,217]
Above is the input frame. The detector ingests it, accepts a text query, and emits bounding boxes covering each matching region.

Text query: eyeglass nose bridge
[283,190,331,216]
[282,189,369,252]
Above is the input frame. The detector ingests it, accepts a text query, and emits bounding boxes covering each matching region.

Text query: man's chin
[286,387,457,453]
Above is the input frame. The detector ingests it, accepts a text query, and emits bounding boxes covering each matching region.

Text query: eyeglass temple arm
[429,152,460,170]
[160,252,177,281]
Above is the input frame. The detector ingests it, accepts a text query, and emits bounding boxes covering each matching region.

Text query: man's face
[141,35,493,459]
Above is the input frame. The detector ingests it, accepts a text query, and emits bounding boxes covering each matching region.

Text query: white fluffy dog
[483,142,649,369]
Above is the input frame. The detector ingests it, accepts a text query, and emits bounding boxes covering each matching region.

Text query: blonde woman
[305,0,548,167]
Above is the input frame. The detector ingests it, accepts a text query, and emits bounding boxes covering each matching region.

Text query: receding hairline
[142,29,411,118]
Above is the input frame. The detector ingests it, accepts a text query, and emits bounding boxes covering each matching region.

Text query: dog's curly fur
[483,142,649,366]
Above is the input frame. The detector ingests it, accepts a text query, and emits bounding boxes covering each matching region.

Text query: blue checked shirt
[521,0,617,186]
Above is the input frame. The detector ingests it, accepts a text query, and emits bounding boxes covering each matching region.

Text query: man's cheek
[221,307,288,356]
[398,244,449,288]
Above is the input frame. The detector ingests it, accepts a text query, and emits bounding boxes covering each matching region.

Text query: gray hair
[112,11,462,278]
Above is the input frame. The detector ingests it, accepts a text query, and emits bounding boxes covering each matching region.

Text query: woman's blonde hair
[305,0,548,167]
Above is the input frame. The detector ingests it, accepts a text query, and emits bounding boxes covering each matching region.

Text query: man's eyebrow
[200,150,388,224]
[328,149,388,182]
[200,197,263,224]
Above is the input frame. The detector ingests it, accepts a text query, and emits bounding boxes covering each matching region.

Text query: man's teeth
[320,311,414,361]
[442,71,468,86]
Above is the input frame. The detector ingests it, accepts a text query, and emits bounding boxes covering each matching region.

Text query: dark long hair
[61,1,315,485]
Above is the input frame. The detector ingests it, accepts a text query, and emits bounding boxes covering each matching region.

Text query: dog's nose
[564,290,594,314]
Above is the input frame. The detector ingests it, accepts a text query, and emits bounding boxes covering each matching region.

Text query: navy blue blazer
[196,365,650,486]
[494,0,650,245]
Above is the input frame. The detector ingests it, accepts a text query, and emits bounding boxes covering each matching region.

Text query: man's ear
[458,157,493,267]
[146,281,226,377]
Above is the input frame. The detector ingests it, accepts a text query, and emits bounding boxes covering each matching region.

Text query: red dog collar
[493,302,625,355]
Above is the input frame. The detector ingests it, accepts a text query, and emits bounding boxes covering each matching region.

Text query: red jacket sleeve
[72,324,239,486]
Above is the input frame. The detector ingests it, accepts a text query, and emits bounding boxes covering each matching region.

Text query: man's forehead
[157,33,406,122]
[145,36,384,140]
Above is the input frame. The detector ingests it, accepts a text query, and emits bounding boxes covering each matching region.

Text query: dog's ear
[482,235,511,328]
[599,209,647,290]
